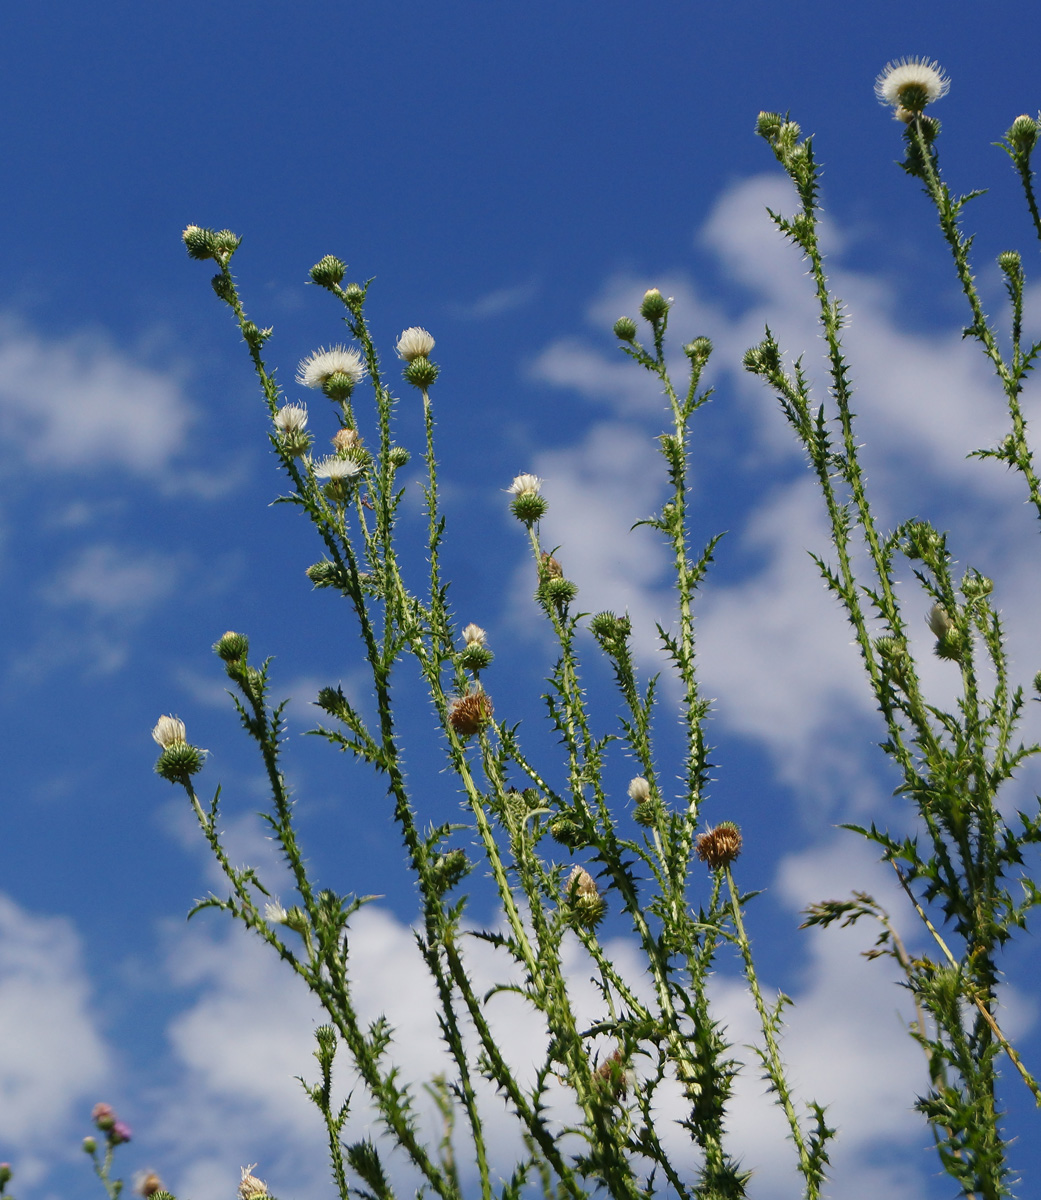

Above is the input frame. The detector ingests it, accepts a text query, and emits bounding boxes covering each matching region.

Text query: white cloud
[0,318,198,478]
[0,894,111,1182]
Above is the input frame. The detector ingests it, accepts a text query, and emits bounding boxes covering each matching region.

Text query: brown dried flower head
[695,822,743,869]
[540,551,563,580]
[134,1171,164,1198]
[593,1047,634,1100]
[448,689,493,738]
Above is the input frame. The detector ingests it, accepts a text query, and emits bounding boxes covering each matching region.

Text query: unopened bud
[214,631,249,662]
[309,255,346,287]
[613,316,637,341]
[639,288,669,322]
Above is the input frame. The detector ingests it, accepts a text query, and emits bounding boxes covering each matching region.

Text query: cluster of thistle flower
[270,327,436,502]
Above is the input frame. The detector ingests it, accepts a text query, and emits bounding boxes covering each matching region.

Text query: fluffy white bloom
[151,715,186,749]
[627,777,651,803]
[263,902,288,924]
[395,326,435,362]
[462,623,487,646]
[314,455,364,482]
[273,403,308,433]
[508,473,542,496]
[874,57,950,109]
[296,345,366,390]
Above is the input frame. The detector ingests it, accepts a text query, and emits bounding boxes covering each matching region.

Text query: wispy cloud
[448,279,539,320]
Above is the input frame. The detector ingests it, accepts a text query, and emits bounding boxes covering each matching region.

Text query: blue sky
[2,2,1041,1198]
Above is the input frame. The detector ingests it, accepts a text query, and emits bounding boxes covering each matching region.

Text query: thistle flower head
[297,345,366,396]
[447,688,494,738]
[508,474,542,496]
[927,602,955,639]
[627,777,651,804]
[874,57,950,113]
[110,1121,132,1146]
[395,326,436,362]
[462,623,487,646]
[314,455,364,482]
[239,1165,269,1200]
[92,1103,116,1129]
[151,715,186,749]
[331,427,362,454]
[695,822,743,869]
[134,1171,164,1197]
[264,901,289,924]
[273,403,308,434]
[565,865,607,929]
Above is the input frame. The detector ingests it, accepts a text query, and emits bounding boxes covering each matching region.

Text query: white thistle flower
[151,715,186,749]
[238,1165,269,1200]
[462,623,487,646]
[297,345,366,390]
[273,403,308,433]
[264,902,288,924]
[627,777,651,804]
[874,57,950,111]
[508,473,542,496]
[314,455,364,482]
[927,602,955,639]
[395,326,435,362]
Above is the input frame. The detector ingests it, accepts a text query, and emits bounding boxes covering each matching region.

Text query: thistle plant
[157,226,836,1200]
[744,58,1041,1200]
[131,57,1041,1200]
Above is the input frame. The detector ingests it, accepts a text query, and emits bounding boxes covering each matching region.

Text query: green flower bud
[212,228,241,259]
[755,111,785,141]
[211,272,235,303]
[82,1137,97,1154]
[1006,114,1039,156]
[241,322,272,350]
[613,316,638,341]
[343,282,365,311]
[155,742,206,784]
[511,492,548,524]
[639,288,669,322]
[403,356,439,389]
[214,631,249,662]
[684,336,713,363]
[541,577,579,607]
[307,560,350,589]
[564,865,606,929]
[998,250,1022,278]
[459,643,494,673]
[589,610,631,646]
[387,445,410,468]
[182,224,217,260]
[309,255,346,287]
[550,814,586,850]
